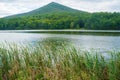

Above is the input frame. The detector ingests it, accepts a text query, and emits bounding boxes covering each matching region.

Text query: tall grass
[0,39,120,80]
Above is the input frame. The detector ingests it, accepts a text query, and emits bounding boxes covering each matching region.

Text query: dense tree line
[0,12,120,30]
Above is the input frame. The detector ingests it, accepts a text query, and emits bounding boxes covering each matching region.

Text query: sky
[0,0,119,17]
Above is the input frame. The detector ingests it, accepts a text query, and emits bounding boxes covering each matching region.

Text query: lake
[0,30,120,53]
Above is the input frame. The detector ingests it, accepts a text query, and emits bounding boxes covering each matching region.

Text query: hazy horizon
[0,0,120,17]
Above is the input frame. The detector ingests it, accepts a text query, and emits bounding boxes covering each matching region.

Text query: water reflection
[36,37,72,53]
[0,33,119,52]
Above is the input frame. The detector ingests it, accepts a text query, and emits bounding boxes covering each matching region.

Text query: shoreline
[0,30,120,33]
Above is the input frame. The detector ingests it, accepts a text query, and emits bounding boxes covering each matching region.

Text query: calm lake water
[0,30,120,52]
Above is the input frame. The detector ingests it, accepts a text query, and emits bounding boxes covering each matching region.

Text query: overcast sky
[0,0,119,17]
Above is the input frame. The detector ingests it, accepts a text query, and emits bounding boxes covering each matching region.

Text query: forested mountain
[0,2,120,30]
[6,2,86,18]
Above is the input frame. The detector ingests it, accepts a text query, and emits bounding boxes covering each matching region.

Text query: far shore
[0,29,120,33]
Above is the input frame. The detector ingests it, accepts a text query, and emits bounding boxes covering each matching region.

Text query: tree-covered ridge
[0,2,120,30]
[85,12,120,30]
[0,12,88,29]
[5,2,85,18]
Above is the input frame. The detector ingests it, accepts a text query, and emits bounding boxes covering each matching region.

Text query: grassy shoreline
[0,41,120,80]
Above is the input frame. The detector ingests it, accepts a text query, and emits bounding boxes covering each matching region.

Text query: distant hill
[0,2,120,30]
[6,2,87,18]
[27,2,85,14]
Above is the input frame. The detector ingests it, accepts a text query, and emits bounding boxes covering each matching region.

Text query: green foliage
[85,12,120,30]
[0,12,89,30]
[0,40,120,80]
[0,2,120,30]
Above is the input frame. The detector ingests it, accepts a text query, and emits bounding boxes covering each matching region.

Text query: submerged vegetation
[0,39,120,80]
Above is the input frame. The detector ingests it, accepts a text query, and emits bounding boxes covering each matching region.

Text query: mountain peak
[46,2,66,8]
[26,2,81,15]
[5,2,86,18]
[49,2,58,4]
[48,2,61,5]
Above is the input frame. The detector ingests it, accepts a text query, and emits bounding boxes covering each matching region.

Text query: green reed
[0,40,120,80]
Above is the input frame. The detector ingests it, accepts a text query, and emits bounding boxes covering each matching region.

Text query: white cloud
[57,0,120,12]
[0,0,120,17]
